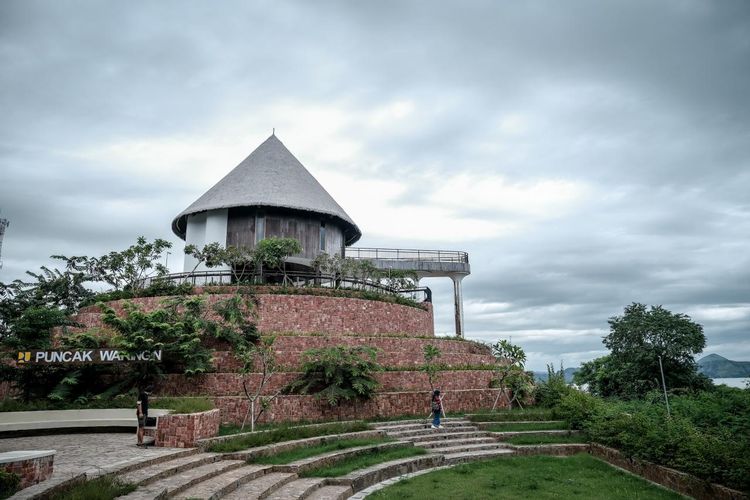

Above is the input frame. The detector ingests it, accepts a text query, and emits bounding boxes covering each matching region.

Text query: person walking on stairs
[430,389,445,429]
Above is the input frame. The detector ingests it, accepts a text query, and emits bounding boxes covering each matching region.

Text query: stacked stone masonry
[0,453,54,489]
[76,293,434,337]
[65,292,500,424]
[155,409,221,448]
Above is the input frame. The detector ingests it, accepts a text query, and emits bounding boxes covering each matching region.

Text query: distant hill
[534,367,579,383]
[698,354,750,378]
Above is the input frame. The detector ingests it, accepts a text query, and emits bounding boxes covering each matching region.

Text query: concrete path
[0,432,188,499]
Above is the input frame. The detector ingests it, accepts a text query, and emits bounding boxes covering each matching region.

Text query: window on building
[319,222,326,251]
[255,214,265,244]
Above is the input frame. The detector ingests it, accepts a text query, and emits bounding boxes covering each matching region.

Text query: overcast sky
[1,1,749,370]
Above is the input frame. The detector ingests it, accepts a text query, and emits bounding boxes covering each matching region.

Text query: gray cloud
[1,0,748,370]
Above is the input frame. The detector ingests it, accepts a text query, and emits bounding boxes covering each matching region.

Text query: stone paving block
[119,459,246,500]
[118,452,221,486]
[172,464,270,499]
[264,477,326,500]
[305,484,353,500]
[221,471,297,499]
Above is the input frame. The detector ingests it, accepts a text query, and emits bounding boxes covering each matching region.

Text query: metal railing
[144,269,432,302]
[345,247,469,264]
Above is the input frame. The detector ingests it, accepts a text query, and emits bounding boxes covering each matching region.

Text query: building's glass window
[255,214,265,244]
[319,222,326,251]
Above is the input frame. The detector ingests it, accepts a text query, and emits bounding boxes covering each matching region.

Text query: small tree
[490,340,533,410]
[288,346,382,406]
[91,236,172,291]
[238,336,282,432]
[254,238,302,285]
[422,344,442,391]
[184,242,226,275]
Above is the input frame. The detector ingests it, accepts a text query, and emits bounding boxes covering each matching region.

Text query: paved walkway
[0,433,187,499]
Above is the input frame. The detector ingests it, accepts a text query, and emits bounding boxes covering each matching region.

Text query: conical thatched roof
[172,135,361,244]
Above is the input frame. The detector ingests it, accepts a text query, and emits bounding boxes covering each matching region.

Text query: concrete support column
[451,274,465,338]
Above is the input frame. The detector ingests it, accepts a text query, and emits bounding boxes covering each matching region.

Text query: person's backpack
[431,400,441,413]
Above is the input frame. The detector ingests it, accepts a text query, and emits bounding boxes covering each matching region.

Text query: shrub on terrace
[287,346,382,406]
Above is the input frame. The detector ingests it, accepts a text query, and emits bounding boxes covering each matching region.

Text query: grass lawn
[208,421,370,453]
[251,437,392,464]
[49,476,135,500]
[484,421,569,432]
[505,434,588,445]
[300,446,426,477]
[367,454,683,500]
[468,409,556,422]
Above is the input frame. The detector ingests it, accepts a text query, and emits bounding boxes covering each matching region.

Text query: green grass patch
[301,445,426,477]
[505,434,588,445]
[207,421,371,453]
[252,437,392,464]
[484,421,569,432]
[49,476,135,500]
[153,397,213,414]
[467,409,555,422]
[367,454,683,499]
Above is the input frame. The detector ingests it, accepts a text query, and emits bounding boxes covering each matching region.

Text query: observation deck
[347,247,470,338]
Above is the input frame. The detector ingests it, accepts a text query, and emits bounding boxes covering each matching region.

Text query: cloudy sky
[1,1,748,370]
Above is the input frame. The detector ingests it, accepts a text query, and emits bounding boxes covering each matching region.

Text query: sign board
[16,349,163,365]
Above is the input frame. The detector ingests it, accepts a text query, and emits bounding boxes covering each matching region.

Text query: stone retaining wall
[155,409,221,448]
[77,293,434,337]
[0,451,54,489]
[159,370,495,397]
[590,444,747,500]
[211,389,503,425]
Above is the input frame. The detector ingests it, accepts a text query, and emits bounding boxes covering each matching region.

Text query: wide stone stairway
[114,418,516,500]
[373,418,514,464]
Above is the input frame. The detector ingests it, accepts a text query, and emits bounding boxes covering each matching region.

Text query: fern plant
[288,346,382,406]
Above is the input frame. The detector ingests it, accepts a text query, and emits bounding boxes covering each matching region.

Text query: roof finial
[272,128,275,136]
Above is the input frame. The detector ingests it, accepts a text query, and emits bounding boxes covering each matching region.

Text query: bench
[0,408,172,436]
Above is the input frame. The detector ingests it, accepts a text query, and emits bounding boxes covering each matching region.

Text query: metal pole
[658,355,671,417]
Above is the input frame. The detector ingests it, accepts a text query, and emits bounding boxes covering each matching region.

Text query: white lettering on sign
[17,349,163,365]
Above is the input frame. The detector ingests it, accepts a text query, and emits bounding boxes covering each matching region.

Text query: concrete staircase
[373,418,514,465]
[114,419,540,499]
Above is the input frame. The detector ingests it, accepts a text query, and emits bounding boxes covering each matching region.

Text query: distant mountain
[534,367,579,383]
[698,354,750,378]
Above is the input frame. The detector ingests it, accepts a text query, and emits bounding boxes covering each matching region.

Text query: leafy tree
[535,362,572,408]
[422,344,442,391]
[575,303,711,398]
[254,238,302,284]
[91,236,172,291]
[184,242,227,275]
[237,336,281,432]
[489,340,534,410]
[100,296,213,387]
[208,293,260,348]
[288,346,382,406]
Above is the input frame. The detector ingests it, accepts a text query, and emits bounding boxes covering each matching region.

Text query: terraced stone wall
[212,389,504,425]
[156,409,221,448]
[76,293,433,337]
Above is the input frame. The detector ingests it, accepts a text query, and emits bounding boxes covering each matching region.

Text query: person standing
[430,389,444,429]
[136,385,152,446]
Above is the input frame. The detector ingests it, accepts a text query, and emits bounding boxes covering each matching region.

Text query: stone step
[305,484,353,500]
[493,430,576,440]
[119,460,247,500]
[282,441,413,474]
[387,426,478,439]
[372,418,468,428]
[411,431,490,443]
[429,442,511,454]
[416,437,498,449]
[444,447,516,465]
[220,472,297,500]
[328,454,445,493]
[173,464,272,499]
[473,421,568,430]
[118,452,222,486]
[264,477,327,500]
